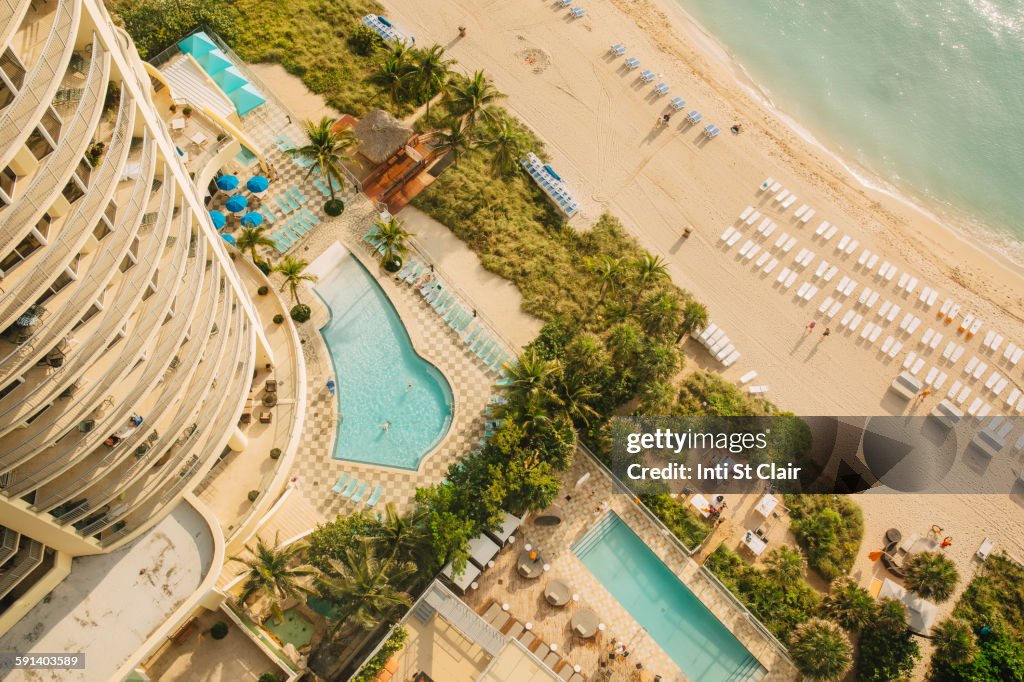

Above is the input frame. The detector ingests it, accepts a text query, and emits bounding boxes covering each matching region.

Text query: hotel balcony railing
[0,35,106,252]
[0,0,77,168]
[0,88,134,342]
[32,252,225,513]
[0,0,29,51]
[10,236,207,503]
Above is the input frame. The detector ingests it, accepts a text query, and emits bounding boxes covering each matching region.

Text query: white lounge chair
[976,538,995,561]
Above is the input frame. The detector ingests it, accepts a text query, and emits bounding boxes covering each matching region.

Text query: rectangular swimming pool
[572,512,765,682]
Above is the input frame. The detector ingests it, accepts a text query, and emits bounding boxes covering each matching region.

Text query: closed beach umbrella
[225,194,248,214]
[241,211,263,228]
[221,233,237,246]
[216,174,239,191]
[208,210,226,229]
[246,175,269,193]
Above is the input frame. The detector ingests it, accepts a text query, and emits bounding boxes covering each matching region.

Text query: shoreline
[606,0,1024,324]
[663,0,1024,279]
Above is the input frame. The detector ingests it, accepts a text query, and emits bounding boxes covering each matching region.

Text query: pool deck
[464,452,801,681]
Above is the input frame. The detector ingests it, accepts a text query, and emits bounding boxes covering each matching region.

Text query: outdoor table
[741,530,767,556]
[517,550,545,579]
[170,117,185,131]
[544,579,571,606]
[689,493,711,518]
[570,608,599,638]
[190,131,208,146]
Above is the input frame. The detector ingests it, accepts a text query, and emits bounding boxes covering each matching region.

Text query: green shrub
[352,626,408,682]
[247,490,259,502]
[257,285,269,295]
[109,0,239,59]
[347,24,380,56]
[273,313,285,324]
[324,198,345,216]
[256,260,272,275]
[270,448,281,459]
[858,599,920,681]
[258,674,279,682]
[383,255,402,273]
[290,304,311,322]
[787,495,863,580]
[210,621,229,639]
[640,494,711,550]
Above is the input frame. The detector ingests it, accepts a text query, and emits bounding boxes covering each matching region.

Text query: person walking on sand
[805,320,816,334]
[822,327,831,338]
[458,25,467,38]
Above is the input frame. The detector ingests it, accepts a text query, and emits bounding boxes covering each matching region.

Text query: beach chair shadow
[642,125,666,145]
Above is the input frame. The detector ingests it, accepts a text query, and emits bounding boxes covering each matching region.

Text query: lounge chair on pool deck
[640,69,655,83]
[351,481,370,503]
[341,478,359,497]
[624,56,640,70]
[610,43,625,56]
[366,485,384,507]
[332,473,350,494]
[670,96,686,111]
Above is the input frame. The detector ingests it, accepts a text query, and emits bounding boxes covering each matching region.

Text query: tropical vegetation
[367,217,413,271]
[272,256,318,321]
[235,225,276,271]
[822,576,874,632]
[789,618,853,681]
[787,495,864,580]
[286,117,356,213]
[231,535,313,624]
[928,553,1024,680]
[857,598,921,681]
[902,550,960,603]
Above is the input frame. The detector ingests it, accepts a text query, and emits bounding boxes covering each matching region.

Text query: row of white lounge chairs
[737,176,1023,425]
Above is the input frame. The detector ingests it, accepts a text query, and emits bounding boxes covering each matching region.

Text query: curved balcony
[0,0,79,170]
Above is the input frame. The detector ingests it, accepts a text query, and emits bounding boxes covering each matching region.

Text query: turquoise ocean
[675,0,1024,256]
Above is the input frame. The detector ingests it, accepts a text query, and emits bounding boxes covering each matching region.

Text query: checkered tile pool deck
[280,195,504,519]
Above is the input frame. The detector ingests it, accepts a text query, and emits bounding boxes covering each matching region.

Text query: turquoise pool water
[316,253,453,470]
[263,607,314,648]
[573,513,764,682]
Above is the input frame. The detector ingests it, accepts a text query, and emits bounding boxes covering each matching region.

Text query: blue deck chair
[351,481,369,503]
[341,478,360,498]
[331,473,350,493]
[366,485,384,507]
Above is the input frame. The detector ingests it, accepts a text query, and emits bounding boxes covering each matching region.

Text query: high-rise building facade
[0,0,269,632]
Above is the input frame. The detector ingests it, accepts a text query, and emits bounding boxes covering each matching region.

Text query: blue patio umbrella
[246,175,269,193]
[208,210,226,229]
[241,211,264,228]
[225,194,248,214]
[215,174,239,191]
[178,32,217,57]
[221,233,237,246]
[196,49,231,75]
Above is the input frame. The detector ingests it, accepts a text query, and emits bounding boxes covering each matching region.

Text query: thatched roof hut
[352,110,414,165]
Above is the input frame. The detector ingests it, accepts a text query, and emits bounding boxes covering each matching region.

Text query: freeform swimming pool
[316,253,453,470]
[573,512,764,682]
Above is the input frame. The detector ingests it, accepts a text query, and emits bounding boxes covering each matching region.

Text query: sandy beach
[247,0,1024,666]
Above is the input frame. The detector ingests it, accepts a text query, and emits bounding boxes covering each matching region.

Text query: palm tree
[372,503,430,568]
[235,225,276,266]
[639,291,682,338]
[316,540,415,634]
[231,534,313,624]
[789,619,853,681]
[763,546,806,584]
[823,576,874,631]
[368,217,413,269]
[370,45,415,107]
[632,253,669,291]
[903,551,959,602]
[502,349,561,411]
[479,118,527,177]
[931,618,978,666]
[273,256,318,305]
[446,70,503,130]
[286,117,355,205]
[413,44,455,117]
[587,255,626,309]
[676,299,709,343]
[554,373,599,426]
[431,118,474,165]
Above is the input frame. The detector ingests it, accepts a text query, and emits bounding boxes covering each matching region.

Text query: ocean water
[676,0,1024,248]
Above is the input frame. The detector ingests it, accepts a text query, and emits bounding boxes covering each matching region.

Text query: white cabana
[441,561,481,594]
[488,512,523,546]
[467,533,502,570]
[879,578,939,635]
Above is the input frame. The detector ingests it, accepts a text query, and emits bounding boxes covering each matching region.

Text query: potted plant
[324,198,344,217]
[210,621,229,639]
[270,448,281,460]
[247,490,259,502]
[182,105,193,118]
[257,285,269,296]
[169,103,177,113]
[258,674,279,682]
[290,304,311,323]
[273,313,284,324]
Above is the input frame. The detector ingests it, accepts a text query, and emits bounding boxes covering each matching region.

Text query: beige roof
[480,642,562,682]
[353,109,413,164]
